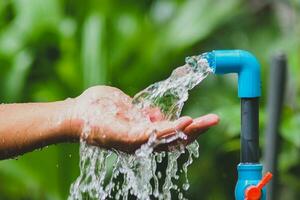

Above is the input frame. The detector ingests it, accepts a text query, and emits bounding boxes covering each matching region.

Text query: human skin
[0,86,219,160]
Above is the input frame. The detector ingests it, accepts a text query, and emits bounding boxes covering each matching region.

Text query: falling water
[68,54,212,200]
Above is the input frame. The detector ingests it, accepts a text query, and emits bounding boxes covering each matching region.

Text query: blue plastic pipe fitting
[205,50,261,98]
[204,50,269,200]
[235,164,266,200]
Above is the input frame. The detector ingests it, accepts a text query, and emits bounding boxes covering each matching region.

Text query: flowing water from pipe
[68,54,212,200]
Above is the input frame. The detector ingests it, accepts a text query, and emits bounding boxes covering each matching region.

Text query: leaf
[161,0,241,49]
[0,0,61,57]
[3,50,33,102]
[281,113,300,148]
[81,13,107,87]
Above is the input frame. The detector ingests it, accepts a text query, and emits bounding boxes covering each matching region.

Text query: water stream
[68,54,212,200]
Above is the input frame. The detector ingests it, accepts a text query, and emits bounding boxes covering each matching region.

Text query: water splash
[69,54,212,200]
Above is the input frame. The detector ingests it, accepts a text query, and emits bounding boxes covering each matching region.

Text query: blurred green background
[0,0,299,199]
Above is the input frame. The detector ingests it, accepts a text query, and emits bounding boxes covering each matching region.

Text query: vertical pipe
[264,53,287,200]
[241,98,259,163]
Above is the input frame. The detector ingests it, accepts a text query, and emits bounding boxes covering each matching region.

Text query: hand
[66,86,219,153]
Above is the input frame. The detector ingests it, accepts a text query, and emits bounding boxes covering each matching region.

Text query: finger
[116,116,191,153]
[154,128,209,152]
[181,114,219,145]
[183,114,219,135]
[155,116,193,139]
[154,114,219,151]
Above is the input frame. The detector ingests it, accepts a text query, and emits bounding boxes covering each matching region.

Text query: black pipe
[264,53,287,200]
[241,98,259,163]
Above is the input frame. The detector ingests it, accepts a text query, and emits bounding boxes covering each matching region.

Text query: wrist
[53,98,83,142]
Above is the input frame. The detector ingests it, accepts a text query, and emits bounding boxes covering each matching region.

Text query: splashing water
[68,54,212,200]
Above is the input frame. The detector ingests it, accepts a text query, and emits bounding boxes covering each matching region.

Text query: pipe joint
[205,50,261,98]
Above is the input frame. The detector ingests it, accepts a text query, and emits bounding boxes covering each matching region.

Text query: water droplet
[178,192,184,200]
[183,183,190,191]
[157,171,162,179]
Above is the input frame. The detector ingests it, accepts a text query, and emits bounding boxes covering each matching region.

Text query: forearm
[0,100,77,160]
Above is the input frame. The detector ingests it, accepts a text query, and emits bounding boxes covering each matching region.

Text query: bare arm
[0,86,219,160]
[0,101,73,159]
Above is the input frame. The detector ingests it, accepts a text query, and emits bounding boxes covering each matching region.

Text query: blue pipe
[204,50,267,200]
[205,50,261,98]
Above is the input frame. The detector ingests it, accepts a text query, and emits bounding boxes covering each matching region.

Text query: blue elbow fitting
[205,50,261,98]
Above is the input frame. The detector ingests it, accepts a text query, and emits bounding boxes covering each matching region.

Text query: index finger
[183,114,219,142]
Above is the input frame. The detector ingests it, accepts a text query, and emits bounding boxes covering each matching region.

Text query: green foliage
[0,0,299,199]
